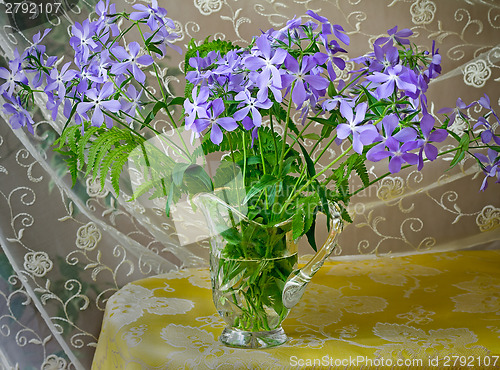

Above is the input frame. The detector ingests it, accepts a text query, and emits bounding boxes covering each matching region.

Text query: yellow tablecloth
[92,250,500,369]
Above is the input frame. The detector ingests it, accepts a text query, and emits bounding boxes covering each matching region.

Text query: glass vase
[193,193,343,348]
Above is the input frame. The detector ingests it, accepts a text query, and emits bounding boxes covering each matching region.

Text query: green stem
[338,71,366,95]
[269,112,279,168]
[136,22,192,160]
[257,131,269,209]
[277,82,295,177]
[313,134,338,165]
[136,22,167,101]
[280,144,353,215]
[282,114,316,158]
[242,131,247,187]
[226,134,241,229]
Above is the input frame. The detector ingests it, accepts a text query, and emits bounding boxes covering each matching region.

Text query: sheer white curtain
[0,0,499,368]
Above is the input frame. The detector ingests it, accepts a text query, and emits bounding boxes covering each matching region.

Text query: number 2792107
[5,2,62,16]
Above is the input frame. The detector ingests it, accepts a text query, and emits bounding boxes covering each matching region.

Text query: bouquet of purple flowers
[1,0,499,248]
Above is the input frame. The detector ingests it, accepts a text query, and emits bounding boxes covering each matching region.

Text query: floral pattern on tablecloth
[92,251,500,369]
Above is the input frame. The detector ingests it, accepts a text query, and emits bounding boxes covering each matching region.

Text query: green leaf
[327,82,337,98]
[61,102,79,133]
[236,156,261,167]
[153,101,168,116]
[99,143,136,192]
[449,133,470,169]
[120,76,133,89]
[301,193,319,233]
[243,174,279,204]
[168,97,186,106]
[339,203,353,223]
[110,150,133,195]
[131,176,169,201]
[143,110,155,127]
[359,85,383,116]
[183,164,213,193]
[305,212,317,251]
[172,162,191,186]
[447,130,461,143]
[213,161,241,188]
[317,182,332,231]
[302,133,321,140]
[292,207,305,240]
[309,116,337,127]
[165,182,175,217]
[147,44,163,56]
[321,125,334,138]
[298,142,316,178]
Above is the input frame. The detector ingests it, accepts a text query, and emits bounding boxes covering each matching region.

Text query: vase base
[219,326,287,348]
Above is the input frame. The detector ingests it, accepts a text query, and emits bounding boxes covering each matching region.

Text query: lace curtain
[0,0,499,368]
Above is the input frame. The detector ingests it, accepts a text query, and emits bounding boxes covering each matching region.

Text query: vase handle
[282,204,343,309]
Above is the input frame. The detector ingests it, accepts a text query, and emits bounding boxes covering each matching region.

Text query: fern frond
[77,126,100,165]
[98,143,136,193]
[110,149,135,195]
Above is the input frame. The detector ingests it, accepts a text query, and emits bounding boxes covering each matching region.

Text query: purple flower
[64,93,88,129]
[0,49,28,97]
[369,44,399,72]
[70,20,98,63]
[306,10,350,45]
[244,35,287,90]
[45,62,77,99]
[45,92,61,121]
[273,16,303,41]
[2,94,35,134]
[234,89,272,127]
[120,85,144,124]
[25,28,51,57]
[437,98,476,126]
[366,65,417,99]
[478,93,500,123]
[282,55,329,107]
[213,50,243,77]
[474,149,500,191]
[375,26,413,46]
[474,117,500,145]
[144,26,182,56]
[253,72,283,103]
[368,114,417,154]
[93,49,112,81]
[241,116,259,147]
[25,54,57,89]
[298,93,320,125]
[74,65,103,94]
[322,95,343,111]
[183,86,209,130]
[110,42,153,83]
[423,40,441,82]
[129,0,172,31]
[186,52,217,85]
[193,98,238,145]
[368,138,419,173]
[337,101,378,154]
[417,114,448,170]
[95,0,120,36]
[76,82,121,128]
[314,40,347,81]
